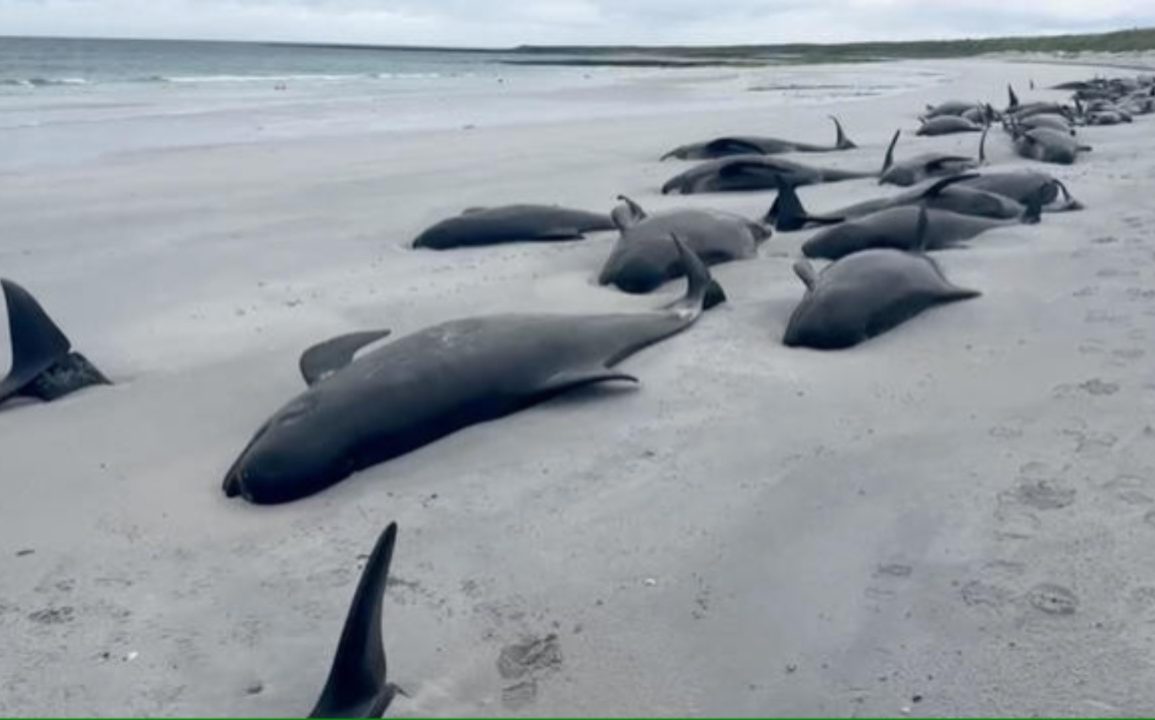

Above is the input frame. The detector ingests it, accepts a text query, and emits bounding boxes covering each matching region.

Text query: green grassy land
[509,26,1155,64]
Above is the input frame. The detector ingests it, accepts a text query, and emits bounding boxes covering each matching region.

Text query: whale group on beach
[4,66,1154,717]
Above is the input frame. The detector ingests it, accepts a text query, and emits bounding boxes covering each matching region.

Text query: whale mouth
[222,464,245,498]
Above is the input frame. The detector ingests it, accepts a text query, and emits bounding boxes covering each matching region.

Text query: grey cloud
[3,0,1154,46]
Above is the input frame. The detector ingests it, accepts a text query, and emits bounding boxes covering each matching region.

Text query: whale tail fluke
[1053,180,1084,211]
[309,522,399,719]
[0,279,108,406]
[1021,187,1045,225]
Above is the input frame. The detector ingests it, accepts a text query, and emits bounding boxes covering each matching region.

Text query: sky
[3,0,1155,48]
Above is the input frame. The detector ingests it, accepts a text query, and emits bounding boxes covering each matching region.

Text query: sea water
[0,36,946,170]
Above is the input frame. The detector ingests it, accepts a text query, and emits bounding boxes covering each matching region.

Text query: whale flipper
[536,367,639,398]
[0,279,109,406]
[309,522,399,719]
[300,330,392,386]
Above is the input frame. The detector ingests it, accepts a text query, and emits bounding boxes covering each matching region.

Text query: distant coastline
[7,25,1154,69]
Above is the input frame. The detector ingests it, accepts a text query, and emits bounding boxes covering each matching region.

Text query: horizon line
[3,24,1154,54]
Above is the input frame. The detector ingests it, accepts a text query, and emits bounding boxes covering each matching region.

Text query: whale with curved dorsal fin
[801,189,1043,261]
[660,153,873,195]
[783,206,981,350]
[223,238,726,504]
[765,173,1022,233]
[660,116,857,161]
[878,127,987,187]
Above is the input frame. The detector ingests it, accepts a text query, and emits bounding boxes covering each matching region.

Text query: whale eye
[275,394,319,428]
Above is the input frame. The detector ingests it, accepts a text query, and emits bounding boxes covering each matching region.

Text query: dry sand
[2,57,1155,717]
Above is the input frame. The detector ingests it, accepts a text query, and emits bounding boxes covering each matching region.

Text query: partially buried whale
[306,522,399,718]
[660,116,856,161]
[223,239,725,504]
[878,127,987,187]
[412,204,614,249]
[598,195,770,293]
[0,278,109,408]
[783,207,981,350]
[801,188,1043,261]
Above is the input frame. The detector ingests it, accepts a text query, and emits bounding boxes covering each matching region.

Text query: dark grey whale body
[766,173,1024,232]
[0,278,109,408]
[660,116,856,160]
[223,240,724,504]
[309,522,399,718]
[916,115,985,136]
[598,195,770,293]
[660,154,872,195]
[783,209,981,350]
[955,171,1082,211]
[412,205,614,249]
[878,128,987,187]
[1011,127,1091,165]
[801,195,1041,261]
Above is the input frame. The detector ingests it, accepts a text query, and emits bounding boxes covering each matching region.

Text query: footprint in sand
[1027,584,1079,616]
[1101,475,1155,507]
[27,606,74,625]
[497,633,563,710]
[1052,378,1121,398]
[1000,479,1076,511]
[1083,310,1130,326]
[961,580,1013,609]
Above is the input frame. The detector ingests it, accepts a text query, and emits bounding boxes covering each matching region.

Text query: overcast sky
[4,0,1154,47]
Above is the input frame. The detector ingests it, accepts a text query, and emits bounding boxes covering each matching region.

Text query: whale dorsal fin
[309,523,399,719]
[1007,83,1020,109]
[882,129,900,173]
[977,125,989,164]
[765,179,842,231]
[913,205,930,253]
[830,116,856,149]
[0,279,100,405]
[611,195,648,231]
[793,259,818,290]
[300,329,392,386]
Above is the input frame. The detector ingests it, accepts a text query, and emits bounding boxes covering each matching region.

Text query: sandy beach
[3,55,1155,716]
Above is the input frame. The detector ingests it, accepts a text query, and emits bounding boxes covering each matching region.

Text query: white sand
[2,57,1155,717]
